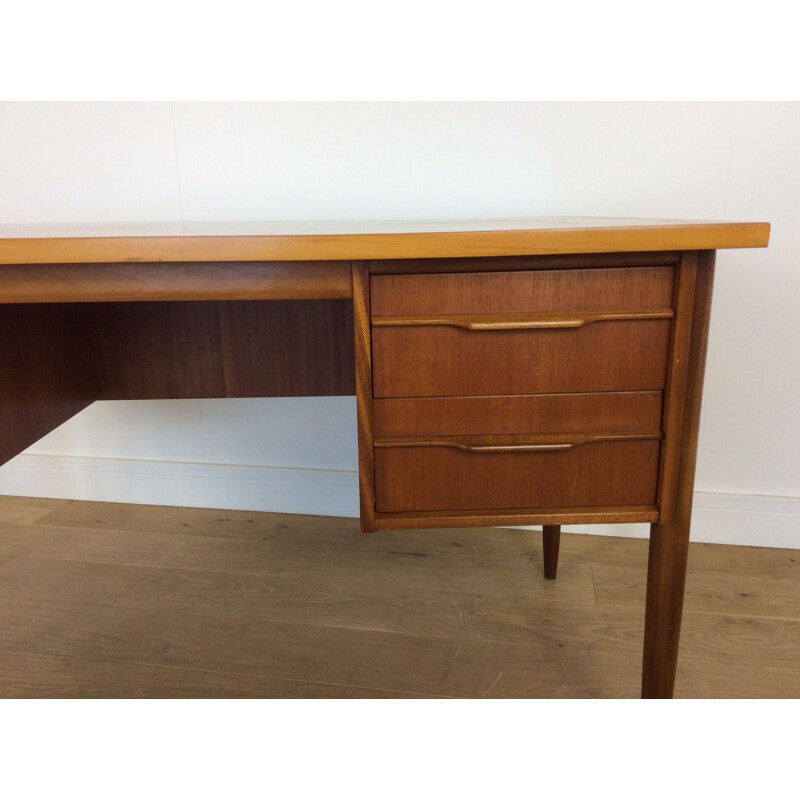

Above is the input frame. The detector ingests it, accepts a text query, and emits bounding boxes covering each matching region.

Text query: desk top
[0,217,770,263]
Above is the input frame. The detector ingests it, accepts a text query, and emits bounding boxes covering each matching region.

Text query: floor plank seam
[589,564,599,606]
[0,533,546,574]
[591,599,800,623]
[109,571,167,609]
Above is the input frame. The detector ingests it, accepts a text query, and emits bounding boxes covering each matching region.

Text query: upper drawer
[370,266,674,398]
[370,266,674,316]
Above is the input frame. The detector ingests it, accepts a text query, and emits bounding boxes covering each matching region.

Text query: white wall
[1,102,798,547]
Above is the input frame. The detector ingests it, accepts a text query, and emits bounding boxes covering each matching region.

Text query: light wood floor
[0,494,797,698]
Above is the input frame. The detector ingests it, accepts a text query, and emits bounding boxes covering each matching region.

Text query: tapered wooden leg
[642,520,691,697]
[542,525,560,580]
[641,251,716,698]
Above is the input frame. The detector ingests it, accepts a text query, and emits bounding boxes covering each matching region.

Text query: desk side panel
[0,304,102,465]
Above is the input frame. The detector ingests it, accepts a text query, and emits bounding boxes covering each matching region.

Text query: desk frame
[0,219,770,698]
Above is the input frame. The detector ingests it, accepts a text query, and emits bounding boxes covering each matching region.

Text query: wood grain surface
[0,304,102,465]
[374,506,660,529]
[373,392,663,437]
[373,438,661,512]
[371,309,675,331]
[0,260,352,303]
[95,299,355,400]
[0,296,355,468]
[655,252,698,524]
[353,262,376,532]
[0,218,770,263]
[0,496,795,699]
[370,265,673,397]
[370,266,675,316]
[372,320,671,397]
[642,251,717,698]
[368,251,681,275]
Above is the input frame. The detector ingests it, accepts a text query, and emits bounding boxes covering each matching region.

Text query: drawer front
[374,437,661,513]
[372,320,671,397]
[370,266,674,398]
[370,266,675,316]
[373,391,663,437]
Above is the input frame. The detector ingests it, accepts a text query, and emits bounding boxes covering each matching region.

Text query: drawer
[372,391,663,513]
[370,266,674,316]
[370,266,674,398]
[373,437,661,512]
[372,321,671,397]
[373,391,663,437]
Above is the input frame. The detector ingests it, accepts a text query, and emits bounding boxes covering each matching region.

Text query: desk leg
[641,251,715,699]
[642,520,691,697]
[352,263,376,533]
[542,525,560,580]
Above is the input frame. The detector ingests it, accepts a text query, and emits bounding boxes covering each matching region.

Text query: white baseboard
[0,453,798,549]
[0,453,359,520]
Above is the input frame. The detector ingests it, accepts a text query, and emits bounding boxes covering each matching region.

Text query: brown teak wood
[352,262,376,533]
[0,218,769,263]
[0,219,771,699]
[373,438,661,513]
[373,431,662,452]
[655,252,698,524]
[372,308,674,331]
[374,506,660,530]
[370,266,675,316]
[368,251,682,275]
[372,320,672,397]
[641,251,717,699]
[373,392,663,437]
[543,525,561,580]
[0,260,352,303]
[371,264,674,398]
[0,304,102,465]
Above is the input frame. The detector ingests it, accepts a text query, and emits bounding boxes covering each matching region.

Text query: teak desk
[0,218,770,698]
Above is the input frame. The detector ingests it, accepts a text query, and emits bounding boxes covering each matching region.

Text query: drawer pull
[374,431,662,453]
[372,308,674,331]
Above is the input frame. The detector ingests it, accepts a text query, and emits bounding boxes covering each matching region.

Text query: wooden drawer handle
[372,308,674,331]
[402,441,576,453]
[374,431,662,453]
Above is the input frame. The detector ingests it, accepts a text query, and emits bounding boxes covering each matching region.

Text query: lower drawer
[373,437,660,513]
